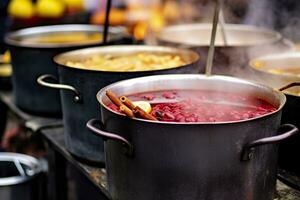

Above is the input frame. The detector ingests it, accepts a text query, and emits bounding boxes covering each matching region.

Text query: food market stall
[1,0,300,200]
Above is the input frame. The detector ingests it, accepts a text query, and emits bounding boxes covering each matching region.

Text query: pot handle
[279,82,300,92]
[86,119,134,156]
[37,74,82,103]
[241,124,298,161]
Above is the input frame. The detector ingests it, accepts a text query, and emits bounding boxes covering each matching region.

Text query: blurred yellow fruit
[133,101,152,113]
[8,0,35,18]
[36,0,65,18]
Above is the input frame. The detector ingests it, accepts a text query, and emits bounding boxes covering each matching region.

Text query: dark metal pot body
[5,24,129,116]
[88,74,297,200]
[40,45,199,163]
[280,94,300,174]
[249,53,300,175]
[156,24,293,77]
[0,153,45,200]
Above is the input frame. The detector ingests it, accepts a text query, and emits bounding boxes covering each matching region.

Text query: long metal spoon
[205,0,221,76]
[219,8,228,46]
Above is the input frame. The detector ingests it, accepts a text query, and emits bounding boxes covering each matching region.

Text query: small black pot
[38,45,200,163]
[5,24,130,116]
[87,74,298,200]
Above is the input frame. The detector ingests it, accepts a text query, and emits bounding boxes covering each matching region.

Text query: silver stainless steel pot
[5,24,129,116]
[249,53,300,176]
[87,74,298,200]
[37,45,200,163]
[155,23,294,76]
[0,153,45,200]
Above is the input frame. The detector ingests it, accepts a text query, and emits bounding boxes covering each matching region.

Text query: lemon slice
[133,101,152,113]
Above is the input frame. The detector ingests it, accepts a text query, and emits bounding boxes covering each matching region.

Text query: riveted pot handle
[279,82,300,92]
[86,119,134,156]
[241,124,298,161]
[37,74,82,103]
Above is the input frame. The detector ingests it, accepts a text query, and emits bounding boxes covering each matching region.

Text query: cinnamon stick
[134,107,158,121]
[106,90,123,107]
[107,90,158,121]
[120,96,136,110]
[121,96,158,121]
[119,105,134,118]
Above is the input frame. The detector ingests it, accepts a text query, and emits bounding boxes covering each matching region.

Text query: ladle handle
[86,119,134,156]
[205,0,221,75]
[279,82,300,92]
[241,124,298,161]
[37,74,82,103]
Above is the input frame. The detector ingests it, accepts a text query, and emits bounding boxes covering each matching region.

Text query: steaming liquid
[108,90,277,123]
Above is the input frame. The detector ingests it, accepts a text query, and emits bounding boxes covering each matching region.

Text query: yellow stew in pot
[253,61,300,96]
[65,53,187,72]
[254,62,300,77]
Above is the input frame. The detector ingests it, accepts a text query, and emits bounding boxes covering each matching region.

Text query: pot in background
[37,45,200,163]
[0,153,45,200]
[87,74,298,200]
[249,53,300,176]
[5,24,130,116]
[155,23,294,77]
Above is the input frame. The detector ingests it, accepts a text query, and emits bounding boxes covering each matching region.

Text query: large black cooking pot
[37,45,199,163]
[249,53,300,176]
[5,24,130,116]
[87,74,298,200]
[155,23,293,77]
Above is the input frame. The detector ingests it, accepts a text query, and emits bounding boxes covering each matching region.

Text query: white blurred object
[84,0,101,11]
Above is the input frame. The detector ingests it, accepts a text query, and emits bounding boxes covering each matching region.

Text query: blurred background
[1,0,300,53]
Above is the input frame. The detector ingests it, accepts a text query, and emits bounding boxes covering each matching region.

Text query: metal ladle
[205,0,222,76]
[219,8,228,46]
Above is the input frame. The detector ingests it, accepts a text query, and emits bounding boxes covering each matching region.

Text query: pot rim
[0,153,42,186]
[53,45,200,73]
[157,23,282,47]
[249,52,300,79]
[249,52,300,97]
[4,24,127,48]
[97,74,286,125]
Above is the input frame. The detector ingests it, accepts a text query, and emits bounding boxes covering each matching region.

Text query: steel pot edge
[4,24,128,48]
[155,23,282,47]
[249,52,300,97]
[0,153,42,186]
[53,45,200,73]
